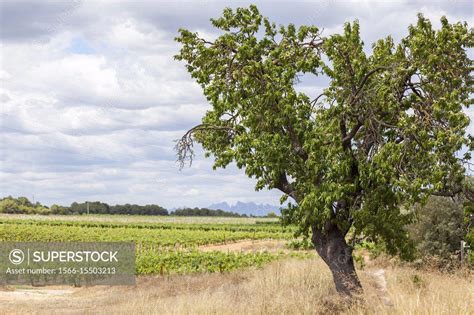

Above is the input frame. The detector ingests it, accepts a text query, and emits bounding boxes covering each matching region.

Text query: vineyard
[0,215,311,274]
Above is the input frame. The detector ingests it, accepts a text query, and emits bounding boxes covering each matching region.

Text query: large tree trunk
[311,223,362,297]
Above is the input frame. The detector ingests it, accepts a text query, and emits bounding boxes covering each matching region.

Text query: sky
[0,0,473,208]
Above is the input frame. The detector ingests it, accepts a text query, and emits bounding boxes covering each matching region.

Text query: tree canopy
[175,5,473,294]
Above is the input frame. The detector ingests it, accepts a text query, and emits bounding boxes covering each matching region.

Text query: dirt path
[0,271,252,314]
[367,268,392,306]
[0,288,74,301]
[199,239,287,252]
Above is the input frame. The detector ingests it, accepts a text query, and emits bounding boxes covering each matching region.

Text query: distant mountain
[208,201,280,216]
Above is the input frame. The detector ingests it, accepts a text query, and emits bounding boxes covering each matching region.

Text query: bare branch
[175,124,237,169]
[310,92,326,106]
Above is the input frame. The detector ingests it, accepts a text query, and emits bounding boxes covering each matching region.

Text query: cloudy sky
[0,0,473,208]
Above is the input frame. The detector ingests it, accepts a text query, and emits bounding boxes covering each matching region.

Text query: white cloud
[0,0,472,208]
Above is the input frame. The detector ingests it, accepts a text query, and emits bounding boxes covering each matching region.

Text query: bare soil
[198,239,287,252]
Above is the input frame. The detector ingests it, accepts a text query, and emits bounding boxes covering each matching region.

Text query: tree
[463,178,474,264]
[409,196,466,261]
[109,204,168,215]
[51,204,68,215]
[266,211,278,218]
[175,5,473,296]
[0,196,50,214]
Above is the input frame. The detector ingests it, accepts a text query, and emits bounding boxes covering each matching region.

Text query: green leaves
[137,249,284,275]
[0,217,303,275]
[175,6,473,256]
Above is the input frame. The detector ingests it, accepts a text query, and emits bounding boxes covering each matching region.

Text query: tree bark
[311,223,362,297]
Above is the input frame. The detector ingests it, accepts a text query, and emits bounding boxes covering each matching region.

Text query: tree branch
[175,124,237,169]
[286,123,308,161]
[311,92,326,105]
[342,121,363,148]
[349,67,387,106]
[428,184,474,202]
[275,172,299,202]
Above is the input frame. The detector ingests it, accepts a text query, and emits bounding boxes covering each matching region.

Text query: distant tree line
[0,196,50,215]
[171,207,246,217]
[47,202,169,216]
[0,196,249,217]
[0,196,170,215]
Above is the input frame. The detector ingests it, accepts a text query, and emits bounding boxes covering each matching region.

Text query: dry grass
[1,257,472,314]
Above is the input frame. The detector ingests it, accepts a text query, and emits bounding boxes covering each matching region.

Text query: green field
[0,213,279,224]
[0,214,310,274]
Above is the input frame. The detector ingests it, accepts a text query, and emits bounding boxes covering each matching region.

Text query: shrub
[408,196,467,268]
[0,196,50,215]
